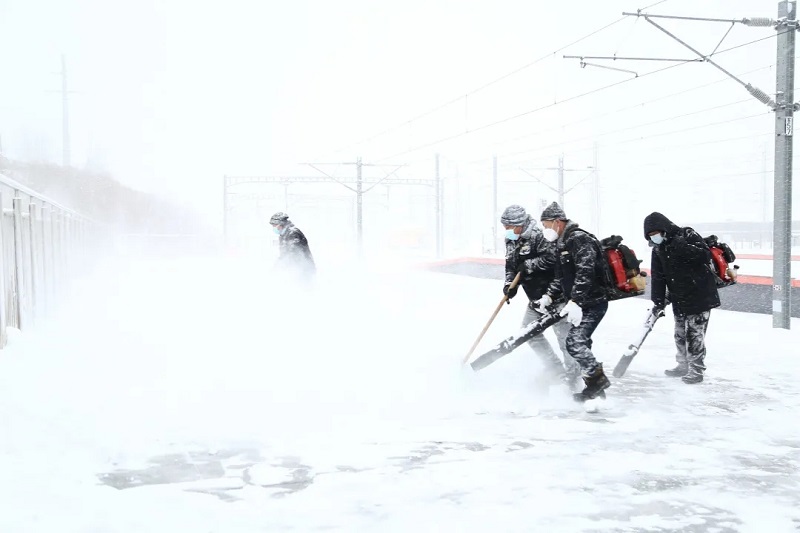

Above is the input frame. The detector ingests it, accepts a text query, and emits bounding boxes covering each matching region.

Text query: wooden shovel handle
[462,271,522,365]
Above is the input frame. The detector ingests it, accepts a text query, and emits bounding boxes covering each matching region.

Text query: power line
[591,169,774,194]
[326,15,633,157]
[374,27,783,163]
[376,62,696,162]
[605,111,769,145]
[504,111,769,168]
[600,152,771,175]
[499,98,756,160]
[472,64,774,158]
[374,61,689,162]
[497,131,773,170]
[639,0,668,11]
[714,28,791,55]
[655,169,774,181]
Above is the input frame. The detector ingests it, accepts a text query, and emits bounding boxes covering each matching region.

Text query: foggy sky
[0,0,795,241]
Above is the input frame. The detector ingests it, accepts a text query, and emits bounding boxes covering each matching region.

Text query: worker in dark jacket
[537,202,611,401]
[270,212,316,279]
[500,204,577,387]
[644,212,720,384]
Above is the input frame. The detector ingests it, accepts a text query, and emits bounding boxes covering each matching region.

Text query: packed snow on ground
[0,250,798,532]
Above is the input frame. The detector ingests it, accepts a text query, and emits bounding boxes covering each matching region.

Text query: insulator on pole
[746,83,777,108]
[742,17,775,27]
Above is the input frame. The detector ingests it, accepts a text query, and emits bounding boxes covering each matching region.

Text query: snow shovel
[461,271,521,365]
[612,303,666,378]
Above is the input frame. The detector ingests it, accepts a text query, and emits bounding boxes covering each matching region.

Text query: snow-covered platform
[1,255,798,532]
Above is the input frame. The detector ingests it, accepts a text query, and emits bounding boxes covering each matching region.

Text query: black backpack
[564,227,647,301]
[597,235,647,300]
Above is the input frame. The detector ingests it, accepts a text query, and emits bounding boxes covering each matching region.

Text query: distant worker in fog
[270,212,316,279]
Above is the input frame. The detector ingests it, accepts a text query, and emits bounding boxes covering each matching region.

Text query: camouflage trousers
[522,303,578,379]
[674,311,711,374]
[564,301,608,376]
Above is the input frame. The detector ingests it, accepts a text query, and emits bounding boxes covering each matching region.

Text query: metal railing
[0,172,97,348]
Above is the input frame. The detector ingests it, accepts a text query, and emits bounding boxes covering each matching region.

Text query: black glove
[503,284,518,303]
[652,301,665,317]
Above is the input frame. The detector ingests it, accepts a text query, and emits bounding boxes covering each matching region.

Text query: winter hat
[540,201,567,221]
[269,212,290,226]
[500,205,528,226]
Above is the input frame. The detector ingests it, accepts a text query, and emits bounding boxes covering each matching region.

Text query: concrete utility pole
[565,4,795,328]
[592,142,601,235]
[492,155,498,254]
[356,157,363,253]
[773,0,796,329]
[60,55,70,167]
[762,142,769,247]
[435,153,443,257]
[223,170,433,250]
[518,153,596,212]
[48,55,77,167]
[303,159,409,256]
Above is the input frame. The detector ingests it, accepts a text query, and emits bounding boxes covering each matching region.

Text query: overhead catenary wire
[643,169,774,182]
[501,111,770,170]
[374,60,692,163]
[603,150,772,175]
[474,64,774,157]
[325,15,632,157]
[495,131,774,171]
[642,16,777,108]
[498,99,761,160]
[373,28,781,164]
[638,0,668,12]
[493,97,758,160]
[405,107,774,171]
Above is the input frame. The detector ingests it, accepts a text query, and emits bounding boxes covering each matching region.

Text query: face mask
[543,228,558,242]
[650,233,664,245]
[273,227,282,235]
[505,229,519,241]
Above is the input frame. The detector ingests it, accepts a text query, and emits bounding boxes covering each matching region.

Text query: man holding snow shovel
[500,204,579,390]
[537,202,611,401]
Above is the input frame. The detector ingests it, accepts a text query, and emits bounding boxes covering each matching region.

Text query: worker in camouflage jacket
[537,202,611,401]
[500,204,578,388]
[270,212,316,280]
[644,212,720,384]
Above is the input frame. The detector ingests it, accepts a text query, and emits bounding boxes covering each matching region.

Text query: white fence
[0,172,97,347]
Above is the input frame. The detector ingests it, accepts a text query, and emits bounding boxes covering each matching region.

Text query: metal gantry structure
[223,156,442,256]
[517,152,597,213]
[565,1,797,329]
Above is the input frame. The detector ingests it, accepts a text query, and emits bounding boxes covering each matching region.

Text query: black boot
[573,364,611,402]
[664,362,688,378]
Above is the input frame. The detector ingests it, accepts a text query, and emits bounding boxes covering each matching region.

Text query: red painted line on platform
[735,275,800,288]
[420,257,504,267]
[424,258,800,288]
[638,269,798,288]
[735,253,800,261]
